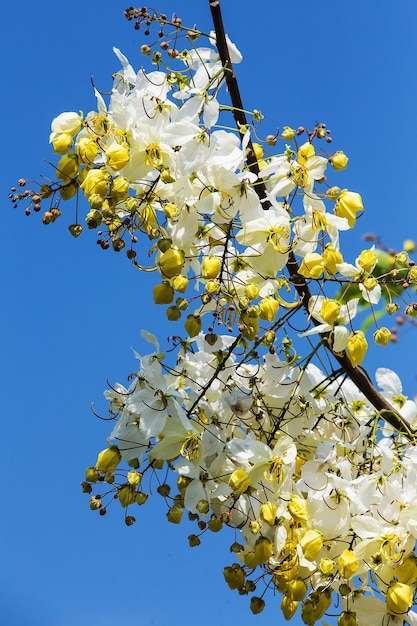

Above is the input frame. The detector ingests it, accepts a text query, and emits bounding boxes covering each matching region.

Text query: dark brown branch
[209,0,415,440]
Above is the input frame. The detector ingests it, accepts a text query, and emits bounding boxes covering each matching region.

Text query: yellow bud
[250,597,265,615]
[386,582,413,616]
[228,469,250,494]
[346,331,368,367]
[323,244,343,275]
[245,283,260,300]
[319,299,341,326]
[202,255,221,279]
[77,137,99,164]
[184,314,202,338]
[205,280,220,295]
[395,251,408,265]
[281,594,298,620]
[357,248,377,273]
[374,327,391,346]
[282,126,296,141]
[171,274,189,293]
[81,168,110,199]
[338,549,359,579]
[259,296,279,322]
[404,239,416,253]
[56,153,79,180]
[319,557,335,575]
[331,151,349,171]
[362,275,377,290]
[299,530,323,562]
[260,501,277,525]
[334,190,363,228]
[166,505,184,524]
[52,132,73,154]
[297,142,315,165]
[118,485,136,508]
[407,267,417,284]
[159,248,185,278]
[395,554,417,585]
[288,495,309,524]
[153,282,174,304]
[326,186,341,201]
[286,578,307,601]
[163,202,179,218]
[254,537,273,564]
[127,470,142,486]
[105,142,130,171]
[298,253,325,279]
[96,445,121,472]
[223,564,245,590]
[338,612,358,626]
[111,176,129,200]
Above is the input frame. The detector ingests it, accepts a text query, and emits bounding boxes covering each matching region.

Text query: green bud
[250,597,265,615]
[184,314,202,338]
[85,466,99,483]
[166,505,184,524]
[118,485,136,508]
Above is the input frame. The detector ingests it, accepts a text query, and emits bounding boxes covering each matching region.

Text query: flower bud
[282,126,296,140]
[286,578,307,601]
[166,505,184,524]
[153,282,174,304]
[346,331,368,367]
[407,267,417,284]
[338,611,358,626]
[260,501,277,525]
[404,239,416,253]
[319,557,335,575]
[85,466,99,483]
[374,327,391,346]
[208,516,223,533]
[228,469,250,494]
[288,495,309,524]
[81,168,110,199]
[259,296,279,322]
[323,244,343,275]
[56,153,79,180]
[395,554,417,584]
[69,224,83,238]
[326,186,341,201]
[299,530,323,561]
[338,549,359,579]
[319,299,341,325]
[202,255,221,279]
[254,537,273,565]
[386,582,413,616]
[106,142,130,171]
[125,515,136,526]
[166,306,181,321]
[245,283,260,300]
[331,151,349,171]
[89,496,102,510]
[357,248,377,273]
[298,253,325,279]
[77,137,99,164]
[250,597,265,615]
[184,314,202,338]
[188,534,201,547]
[118,485,136,508]
[96,446,121,472]
[205,280,220,295]
[281,594,298,620]
[171,274,189,293]
[386,302,400,315]
[223,564,245,590]
[52,132,73,154]
[81,481,92,493]
[334,190,364,228]
[158,248,185,278]
[136,491,148,505]
[127,470,142,486]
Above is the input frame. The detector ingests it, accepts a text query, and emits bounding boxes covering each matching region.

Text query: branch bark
[209,0,415,440]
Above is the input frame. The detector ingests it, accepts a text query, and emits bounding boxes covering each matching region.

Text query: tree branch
[209,0,415,440]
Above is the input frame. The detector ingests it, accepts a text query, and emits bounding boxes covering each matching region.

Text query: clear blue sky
[3,1,417,625]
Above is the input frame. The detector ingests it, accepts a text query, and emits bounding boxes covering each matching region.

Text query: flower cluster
[11,9,417,624]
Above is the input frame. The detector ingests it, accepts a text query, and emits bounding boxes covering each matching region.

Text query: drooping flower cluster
[11,7,417,624]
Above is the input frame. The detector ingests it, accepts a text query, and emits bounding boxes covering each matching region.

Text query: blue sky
[3,1,417,625]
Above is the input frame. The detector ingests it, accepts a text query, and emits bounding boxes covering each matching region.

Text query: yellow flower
[159,248,185,278]
[331,151,349,171]
[323,244,343,275]
[202,255,221,279]
[338,549,359,579]
[346,331,368,367]
[334,190,364,228]
[299,530,323,561]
